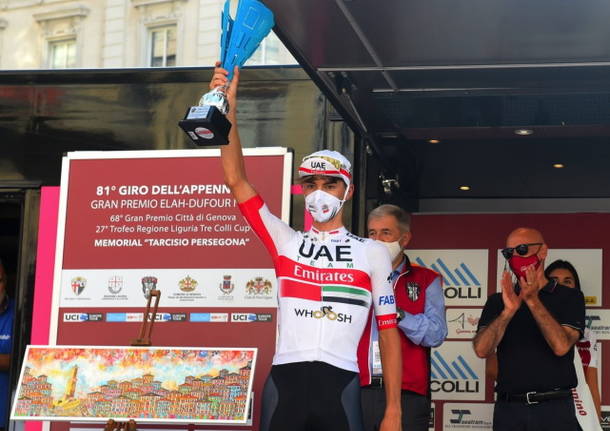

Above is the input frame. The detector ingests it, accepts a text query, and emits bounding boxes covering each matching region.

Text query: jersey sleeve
[586,328,599,369]
[557,287,586,335]
[238,195,297,264]
[366,240,397,330]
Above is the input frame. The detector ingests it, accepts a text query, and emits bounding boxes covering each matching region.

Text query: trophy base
[179,105,232,146]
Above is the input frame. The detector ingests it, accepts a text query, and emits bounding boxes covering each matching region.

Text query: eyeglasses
[501,243,543,260]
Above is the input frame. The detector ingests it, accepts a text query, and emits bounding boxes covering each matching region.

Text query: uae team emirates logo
[141,276,158,299]
[71,277,87,296]
[179,276,198,292]
[246,277,272,296]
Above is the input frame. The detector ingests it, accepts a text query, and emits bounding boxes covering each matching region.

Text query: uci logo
[63,313,88,322]
[378,295,395,306]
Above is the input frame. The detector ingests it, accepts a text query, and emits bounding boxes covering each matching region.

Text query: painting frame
[10,345,257,424]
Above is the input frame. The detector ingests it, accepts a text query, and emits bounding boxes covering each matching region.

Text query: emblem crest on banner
[406,282,420,302]
[219,275,234,295]
[179,275,198,292]
[71,277,87,296]
[108,276,123,294]
[141,276,158,299]
[246,277,272,295]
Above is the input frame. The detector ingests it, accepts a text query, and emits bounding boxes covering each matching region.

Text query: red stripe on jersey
[279,278,322,301]
[276,256,372,291]
[238,195,279,265]
[577,340,592,369]
[357,309,374,386]
[376,313,397,330]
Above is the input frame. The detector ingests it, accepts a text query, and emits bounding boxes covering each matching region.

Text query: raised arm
[211,62,257,203]
[473,271,520,358]
[519,266,582,356]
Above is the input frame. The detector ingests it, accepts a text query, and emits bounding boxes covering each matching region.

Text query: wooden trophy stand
[104,289,161,431]
[131,289,161,346]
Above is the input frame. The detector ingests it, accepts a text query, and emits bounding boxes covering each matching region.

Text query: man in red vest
[360,204,447,431]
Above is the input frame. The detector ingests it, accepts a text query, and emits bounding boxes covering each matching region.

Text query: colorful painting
[11,346,257,423]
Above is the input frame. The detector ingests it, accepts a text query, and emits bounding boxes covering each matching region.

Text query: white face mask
[305,189,345,223]
[376,240,403,261]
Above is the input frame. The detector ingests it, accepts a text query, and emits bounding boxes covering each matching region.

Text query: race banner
[48,148,292,430]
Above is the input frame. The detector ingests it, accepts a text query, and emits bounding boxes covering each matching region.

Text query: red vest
[357,258,440,395]
[394,261,439,395]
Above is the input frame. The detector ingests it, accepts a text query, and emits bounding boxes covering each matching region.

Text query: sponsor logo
[294,306,352,323]
[601,408,610,430]
[190,313,211,322]
[585,296,597,305]
[70,277,87,296]
[107,276,123,294]
[194,127,214,139]
[106,313,144,322]
[443,403,493,430]
[450,409,471,424]
[179,275,198,292]
[415,256,481,301]
[585,312,610,340]
[379,295,395,306]
[445,408,492,428]
[255,313,273,322]
[141,276,158,299]
[430,345,485,400]
[297,242,353,263]
[407,282,420,302]
[219,275,234,295]
[171,313,187,322]
[63,313,102,322]
[190,313,229,322]
[229,313,271,323]
[231,313,257,322]
[64,313,89,322]
[246,277,272,296]
[211,313,229,322]
[447,310,480,338]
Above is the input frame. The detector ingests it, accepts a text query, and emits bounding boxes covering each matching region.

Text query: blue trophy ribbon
[220,0,275,80]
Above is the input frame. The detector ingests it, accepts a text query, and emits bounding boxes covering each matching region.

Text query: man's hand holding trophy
[179,0,274,146]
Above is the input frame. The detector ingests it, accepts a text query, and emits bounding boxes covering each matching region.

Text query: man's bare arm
[472,310,514,358]
[378,327,402,431]
[211,63,257,203]
[473,271,520,358]
[525,298,580,356]
[520,266,581,356]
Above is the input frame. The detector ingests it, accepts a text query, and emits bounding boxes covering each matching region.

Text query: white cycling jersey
[239,195,397,373]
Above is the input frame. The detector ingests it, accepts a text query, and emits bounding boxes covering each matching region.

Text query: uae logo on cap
[108,276,123,294]
[219,275,234,295]
[179,275,198,292]
[71,277,87,296]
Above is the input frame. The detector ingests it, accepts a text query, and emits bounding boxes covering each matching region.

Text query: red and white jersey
[239,195,397,372]
[577,327,599,370]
